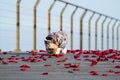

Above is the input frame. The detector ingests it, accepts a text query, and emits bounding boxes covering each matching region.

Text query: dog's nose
[47,48,54,53]
[48,48,54,51]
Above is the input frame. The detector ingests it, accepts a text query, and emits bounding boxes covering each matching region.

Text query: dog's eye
[53,40,56,44]
[46,37,52,40]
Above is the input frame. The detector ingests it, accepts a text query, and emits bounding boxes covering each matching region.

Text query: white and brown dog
[44,31,68,54]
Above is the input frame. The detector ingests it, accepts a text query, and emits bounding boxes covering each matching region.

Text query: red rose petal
[20,64,31,68]
[71,50,76,54]
[102,73,108,76]
[64,63,71,68]
[0,57,4,60]
[67,50,71,54]
[64,63,80,69]
[39,50,46,52]
[37,60,42,62]
[73,68,80,71]
[71,63,80,68]
[20,68,27,71]
[115,71,120,75]
[90,60,98,67]
[3,52,8,55]
[55,54,63,58]
[115,65,120,68]
[109,69,114,73]
[31,51,38,56]
[41,72,48,75]
[57,58,68,62]
[9,59,18,63]
[83,55,89,58]
[30,58,37,62]
[89,70,98,75]
[44,64,51,67]
[2,61,9,65]
[74,53,81,60]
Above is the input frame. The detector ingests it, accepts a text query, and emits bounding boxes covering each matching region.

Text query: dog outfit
[46,31,68,49]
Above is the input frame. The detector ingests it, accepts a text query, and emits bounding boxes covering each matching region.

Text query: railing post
[95,15,101,50]
[80,9,87,50]
[70,7,78,50]
[112,20,117,49]
[101,17,107,51]
[0,49,2,52]
[60,3,68,31]
[33,0,40,52]
[48,0,56,34]
[116,23,120,50]
[107,19,112,49]
[88,12,95,51]
[14,0,22,52]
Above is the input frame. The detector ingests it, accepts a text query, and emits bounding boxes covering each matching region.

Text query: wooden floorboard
[0,51,120,80]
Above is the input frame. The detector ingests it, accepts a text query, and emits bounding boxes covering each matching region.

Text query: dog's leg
[56,48,62,54]
[56,48,67,54]
[62,48,67,54]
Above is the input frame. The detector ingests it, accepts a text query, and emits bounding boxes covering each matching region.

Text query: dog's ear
[44,40,48,44]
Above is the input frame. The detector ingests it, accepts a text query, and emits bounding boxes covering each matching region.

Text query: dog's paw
[56,48,67,54]
[62,49,67,54]
[56,48,62,54]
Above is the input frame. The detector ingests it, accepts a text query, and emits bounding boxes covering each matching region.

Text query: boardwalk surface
[0,51,120,80]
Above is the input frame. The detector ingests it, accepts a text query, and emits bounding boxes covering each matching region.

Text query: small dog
[44,31,68,54]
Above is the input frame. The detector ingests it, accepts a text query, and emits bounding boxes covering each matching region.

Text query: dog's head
[44,37,59,54]
[44,31,68,54]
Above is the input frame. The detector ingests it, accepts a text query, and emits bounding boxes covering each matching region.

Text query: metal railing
[0,0,120,52]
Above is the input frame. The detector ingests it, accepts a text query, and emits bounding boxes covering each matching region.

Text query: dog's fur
[44,31,68,54]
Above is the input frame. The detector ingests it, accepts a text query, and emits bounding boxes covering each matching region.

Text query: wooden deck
[0,51,120,80]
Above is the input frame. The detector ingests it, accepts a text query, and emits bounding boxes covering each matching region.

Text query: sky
[0,0,120,51]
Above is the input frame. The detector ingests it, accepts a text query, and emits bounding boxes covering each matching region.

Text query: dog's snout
[47,48,54,53]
